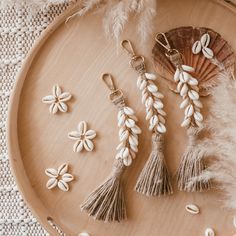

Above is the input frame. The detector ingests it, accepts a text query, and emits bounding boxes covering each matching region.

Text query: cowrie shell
[181,117,191,127]
[182,65,195,72]
[58,180,69,192]
[192,40,202,54]
[185,104,194,117]
[202,47,214,59]
[180,98,189,109]
[180,84,188,96]
[188,90,199,100]
[46,178,58,190]
[79,233,90,236]
[185,204,200,214]
[200,33,211,48]
[145,73,156,80]
[204,228,215,236]
[174,69,180,82]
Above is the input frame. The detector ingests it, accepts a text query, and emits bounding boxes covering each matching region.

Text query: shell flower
[42,85,72,114]
[68,121,96,152]
[45,163,74,192]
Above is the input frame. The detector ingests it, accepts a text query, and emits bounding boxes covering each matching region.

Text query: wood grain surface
[7,0,236,235]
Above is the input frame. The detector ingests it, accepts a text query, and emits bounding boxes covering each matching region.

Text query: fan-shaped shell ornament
[152,26,235,96]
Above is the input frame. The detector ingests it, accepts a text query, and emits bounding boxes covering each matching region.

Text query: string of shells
[116,106,141,166]
[174,65,203,128]
[137,72,166,134]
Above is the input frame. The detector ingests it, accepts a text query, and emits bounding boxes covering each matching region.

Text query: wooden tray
[7,0,236,235]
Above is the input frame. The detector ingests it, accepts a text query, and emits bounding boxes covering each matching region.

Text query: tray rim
[6,1,236,236]
[6,2,82,235]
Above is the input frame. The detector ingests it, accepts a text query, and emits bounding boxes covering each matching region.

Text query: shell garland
[137,72,166,134]
[174,65,203,128]
[116,106,141,166]
[192,33,214,59]
[45,163,74,192]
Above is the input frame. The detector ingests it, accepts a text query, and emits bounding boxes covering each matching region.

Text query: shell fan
[152,26,235,96]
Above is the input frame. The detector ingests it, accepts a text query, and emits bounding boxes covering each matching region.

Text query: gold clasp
[155,32,183,67]
[121,39,145,73]
[101,73,124,105]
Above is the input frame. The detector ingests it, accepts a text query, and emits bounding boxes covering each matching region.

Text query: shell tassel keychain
[80,74,141,222]
[121,40,173,197]
[155,33,211,192]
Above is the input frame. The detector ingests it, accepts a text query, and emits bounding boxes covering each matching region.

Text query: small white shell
[147,84,158,93]
[185,104,194,117]
[119,129,129,142]
[140,79,147,90]
[204,228,215,236]
[145,72,157,80]
[153,100,164,109]
[202,47,214,59]
[233,215,236,228]
[150,115,158,127]
[145,109,153,120]
[179,98,189,109]
[79,233,90,236]
[181,117,191,127]
[157,109,166,116]
[141,92,148,104]
[200,33,211,48]
[145,96,153,108]
[62,173,74,183]
[131,125,142,134]
[46,178,58,190]
[194,111,203,122]
[45,168,58,178]
[188,90,199,100]
[156,122,166,134]
[180,84,188,96]
[129,135,138,146]
[152,91,164,99]
[58,180,69,192]
[182,65,195,72]
[193,99,203,108]
[58,163,68,175]
[188,77,198,86]
[180,71,190,83]
[83,139,94,152]
[123,106,134,115]
[137,77,142,88]
[177,81,183,92]
[123,155,132,166]
[174,69,180,82]
[125,118,135,128]
[185,204,200,215]
[192,40,202,54]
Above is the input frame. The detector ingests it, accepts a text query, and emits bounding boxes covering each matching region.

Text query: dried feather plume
[190,72,236,209]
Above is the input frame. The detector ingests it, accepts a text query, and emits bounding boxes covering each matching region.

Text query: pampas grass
[0,0,157,42]
[192,72,236,209]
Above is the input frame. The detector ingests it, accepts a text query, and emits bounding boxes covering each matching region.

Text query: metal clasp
[155,33,183,67]
[101,73,124,106]
[121,39,146,73]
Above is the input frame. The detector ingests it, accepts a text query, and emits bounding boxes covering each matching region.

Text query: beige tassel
[176,127,211,192]
[135,133,173,196]
[80,159,126,222]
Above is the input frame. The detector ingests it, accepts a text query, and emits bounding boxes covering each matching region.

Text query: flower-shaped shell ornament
[45,163,74,192]
[42,85,72,114]
[68,121,97,152]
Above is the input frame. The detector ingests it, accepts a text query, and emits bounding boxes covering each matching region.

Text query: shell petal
[68,131,81,140]
[58,180,69,192]
[156,122,166,133]
[73,140,84,152]
[78,121,87,134]
[123,106,134,115]
[85,130,96,139]
[57,102,68,112]
[46,178,58,189]
[49,103,58,114]
[202,47,214,59]
[58,163,68,175]
[200,33,211,47]
[83,139,94,151]
[192,40,202,54]
[52,85,61,97]
[45,168,58,178]
[42,95,56,104]
[59,92,72,102]
[62,173,74,183]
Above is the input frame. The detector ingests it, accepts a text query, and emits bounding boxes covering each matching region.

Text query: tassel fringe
[176,127,211,192]
[135,134,173,196]
[80,159,126,222]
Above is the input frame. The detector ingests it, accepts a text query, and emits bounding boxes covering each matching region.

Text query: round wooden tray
[7,0,236,235]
